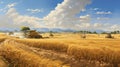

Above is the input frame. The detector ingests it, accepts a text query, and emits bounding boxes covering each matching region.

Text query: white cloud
[43,0,91,29]
[90,8,99,11]
[96,11,112,15]
[97,17,109,20]
[74,22,120,31]
[75,23,91,29]
[0,15,15,28]
[0,2,45,28]
[93,23,102,27]
[110,25,120,31]
[81,9,86,12]
[4,7,44,28]
[26,9,43,13]
[92,23,120,31]
[0,7,7,13]
[80,15,91,23]
[92,23,109,31]
[7,3,17,8]
[0,1,119,31]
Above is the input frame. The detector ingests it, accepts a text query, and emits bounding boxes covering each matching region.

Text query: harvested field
[0,33,120,67]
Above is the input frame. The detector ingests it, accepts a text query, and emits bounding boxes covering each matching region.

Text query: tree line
[74,30,120,34]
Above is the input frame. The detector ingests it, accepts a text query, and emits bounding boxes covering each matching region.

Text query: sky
[0,0,120,31]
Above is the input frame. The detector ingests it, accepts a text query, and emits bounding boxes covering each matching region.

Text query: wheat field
[0,33,120,67]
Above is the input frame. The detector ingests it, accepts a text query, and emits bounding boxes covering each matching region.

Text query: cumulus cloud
[26,9,43,13]
[110,25,120,31]
[7,3,17,8]
[43,0,91,29]
[90,8,99,11]
[0,15,16,28]
[92,23,109,31]
[91,23,120,31]
[96,11,112,15]
[97,17,110,20]
[74,21,120,31]
[5,7,43,28]
[81,9,86,12]
[75,23,91,30]
[0,8,7,13]
[80,15,91,23]
[0,2,45,28]
[93,23,102,28]
[0,0,119,31]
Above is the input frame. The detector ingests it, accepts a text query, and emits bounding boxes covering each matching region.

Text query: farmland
[0,33,120,67]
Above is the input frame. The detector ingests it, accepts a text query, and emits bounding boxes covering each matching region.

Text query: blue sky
[0,0,63,17]
[0,0,120,31]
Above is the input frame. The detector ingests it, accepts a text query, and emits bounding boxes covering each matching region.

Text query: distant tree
[116,31,120,34]
[110,31,119,34]
[78,31,83,34]
[81,31,86,34]
[8,32,14,35]
[111,31,114,34]
[86,31,88,33]
[88,31,92,34]
[21,26,30,37]
[93,31,97,34]
[101,32,107,34]
[49,31,54,37]
[114,31,117,34]
[21,26,30,32]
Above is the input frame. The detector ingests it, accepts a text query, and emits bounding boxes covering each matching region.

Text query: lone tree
[49,31,54,37]
[21,26,30,37]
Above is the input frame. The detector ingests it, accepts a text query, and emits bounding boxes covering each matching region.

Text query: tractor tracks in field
[0,56,9,67]
[0,39,9,67]
[0,39,82,67]
[0,39,112,67]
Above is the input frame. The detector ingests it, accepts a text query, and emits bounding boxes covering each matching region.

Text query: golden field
[0,33,120,67]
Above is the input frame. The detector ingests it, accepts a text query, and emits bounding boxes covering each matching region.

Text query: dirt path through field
[0,40,9,67]
[0,56,8,67]
[0,39,114,67]
[3,39,82,67]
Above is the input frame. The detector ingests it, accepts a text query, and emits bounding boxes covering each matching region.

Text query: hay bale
[105,33,113,38]
[8,32,14,35]
[26,30,42,38]
[49,33,54,37]
[34,35,42,38]
[81,34,86,38]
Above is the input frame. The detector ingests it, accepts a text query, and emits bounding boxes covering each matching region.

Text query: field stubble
[0,33,120,67]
